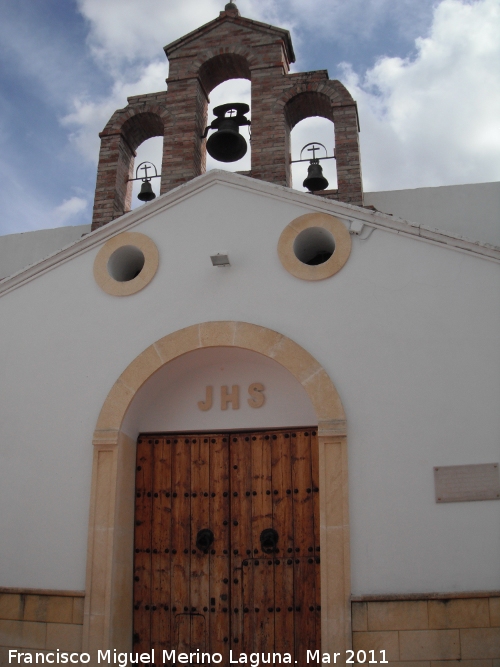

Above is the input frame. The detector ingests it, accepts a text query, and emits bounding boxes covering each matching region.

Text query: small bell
[203,103,251,163]
[303,159,329,192]
[137,180,156,202]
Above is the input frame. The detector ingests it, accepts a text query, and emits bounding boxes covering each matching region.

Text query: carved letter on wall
[248,383,265,408]
[221,385,240,410]
[198,386,213,411]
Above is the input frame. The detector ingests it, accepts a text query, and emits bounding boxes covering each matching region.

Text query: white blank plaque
[434,463,500,503]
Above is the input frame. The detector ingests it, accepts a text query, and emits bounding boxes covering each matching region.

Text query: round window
[293,227,335,266]
[93,232,159,296]
[277,213,351,281]
[107,245,145,282]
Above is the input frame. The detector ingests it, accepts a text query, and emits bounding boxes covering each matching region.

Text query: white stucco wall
[0,224,91,279]
[1,182,499,282]
[365,181,500,247]
[0,176,498,596]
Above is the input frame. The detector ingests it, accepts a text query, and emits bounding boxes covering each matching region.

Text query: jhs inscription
[434,463,500,503]
[198,384,265,411]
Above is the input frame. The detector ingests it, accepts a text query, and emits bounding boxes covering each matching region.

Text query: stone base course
[1,588,499,663]
[0,592,83,661]
[352,596,500,663]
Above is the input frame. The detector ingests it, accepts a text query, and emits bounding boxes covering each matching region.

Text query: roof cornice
[1,171,499,299]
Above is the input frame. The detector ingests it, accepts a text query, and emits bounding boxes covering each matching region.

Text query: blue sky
[0,0,499,235]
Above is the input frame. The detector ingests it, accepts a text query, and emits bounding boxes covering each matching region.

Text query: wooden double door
[134,429,320,664]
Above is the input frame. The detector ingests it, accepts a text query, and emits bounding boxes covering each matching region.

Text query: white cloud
[276,0,402,37]
[62,60,168,164]
[53,197,88,226]
[344,0,500,190]
[75,0,432,67]
[76,0,281,66]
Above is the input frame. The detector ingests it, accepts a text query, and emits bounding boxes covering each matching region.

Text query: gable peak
[223,2,240,18]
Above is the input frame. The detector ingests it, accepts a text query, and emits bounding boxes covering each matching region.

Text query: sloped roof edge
[164,14,295,63]
[1,170,499,299]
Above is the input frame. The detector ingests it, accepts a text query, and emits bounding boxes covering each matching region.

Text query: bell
[137,180,156,202]
[303,160,329,192]
[204,103,251,163]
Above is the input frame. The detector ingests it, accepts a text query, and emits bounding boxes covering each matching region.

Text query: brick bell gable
[91,4,362,231]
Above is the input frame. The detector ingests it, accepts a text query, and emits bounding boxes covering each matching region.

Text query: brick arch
[195,49,255,93]
[279,79,354,111]
[284,90,335,130]
[83,321,351,659]
[99,103,170,140]
[116,110,164,150]
[272,80,362,205]
[92,101,171,231]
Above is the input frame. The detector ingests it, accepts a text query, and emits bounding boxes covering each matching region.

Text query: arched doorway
[82,322,350,661]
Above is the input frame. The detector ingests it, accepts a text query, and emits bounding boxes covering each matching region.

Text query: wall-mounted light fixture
[349,220,364,235]
[210,253,231,267]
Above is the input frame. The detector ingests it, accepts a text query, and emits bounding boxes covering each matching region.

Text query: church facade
[0,5,499,666]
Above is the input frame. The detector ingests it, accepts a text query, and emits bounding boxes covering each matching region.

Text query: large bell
[137,180,156,202]
[303,160,329,192]
[204,103,251,163]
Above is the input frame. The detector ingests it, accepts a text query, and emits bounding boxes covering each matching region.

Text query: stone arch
[83,321,351,660]
[94,321,345,434]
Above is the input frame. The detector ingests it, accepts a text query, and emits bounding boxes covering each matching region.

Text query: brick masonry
[0,591,84,664]
[91,7,363,231]
[352,595,500,664]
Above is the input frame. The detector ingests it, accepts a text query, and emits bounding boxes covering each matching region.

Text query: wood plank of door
[209,435,230,661]
[272,431,295,658]
[134,438,153,655]
[230,433,251,651]
[170,437,191,652]
[251,433,274,653]
[310,431,321,650]
[190,435,210,651]
[151,437,172,657]
[292,430,318,659]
